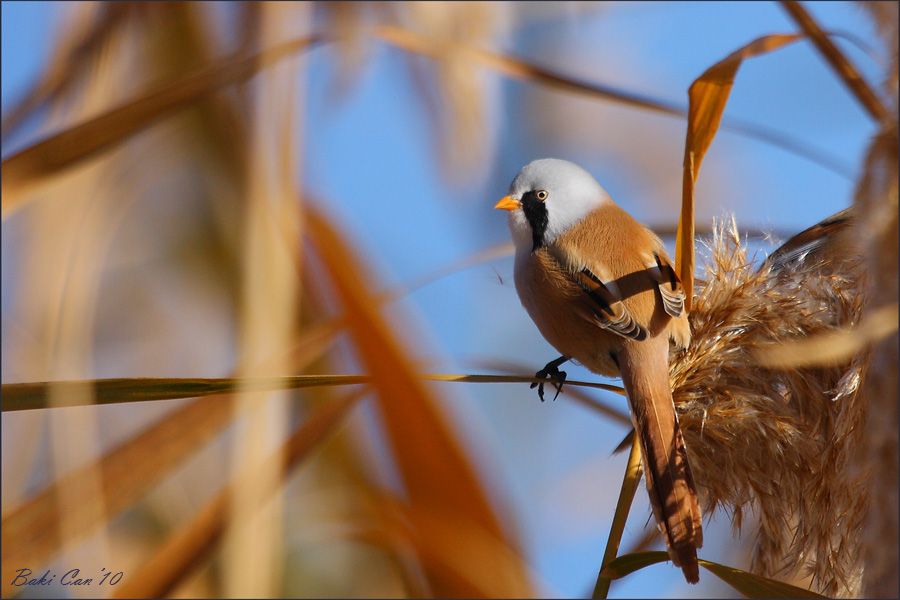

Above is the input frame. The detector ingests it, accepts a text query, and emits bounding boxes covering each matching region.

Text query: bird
[495,158,703,584]
[764,207,855,272]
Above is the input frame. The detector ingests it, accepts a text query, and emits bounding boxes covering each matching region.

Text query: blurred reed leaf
[1,375,620,412]
[600,551,826,598]
[754,302,898,368]
[306,206,533,595]
[0,33,323,216]
[0,237,540,591]
[676,33,804,310]
[111,390,364,598]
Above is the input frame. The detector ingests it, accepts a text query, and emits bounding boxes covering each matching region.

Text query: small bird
[495,158,703,583]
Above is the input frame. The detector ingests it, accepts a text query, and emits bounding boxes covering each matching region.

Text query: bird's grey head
[495,158,612,252]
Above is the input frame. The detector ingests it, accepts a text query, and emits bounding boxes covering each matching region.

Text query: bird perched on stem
[495,158,703,583]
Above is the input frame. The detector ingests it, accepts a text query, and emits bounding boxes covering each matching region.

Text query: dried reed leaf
[601,551,826,598]
[677,33,803,310]
[112,391,364,599]
[306,207,532,595]
[754,302,897,367]
[671,217,866,596]
[0,34,323,216]
[781,0,890,123]
[426,373,621,393]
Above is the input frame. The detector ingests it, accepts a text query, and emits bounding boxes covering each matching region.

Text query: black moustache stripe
[521,191,548,252]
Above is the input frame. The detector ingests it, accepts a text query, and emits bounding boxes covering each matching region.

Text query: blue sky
[2,2,885,598]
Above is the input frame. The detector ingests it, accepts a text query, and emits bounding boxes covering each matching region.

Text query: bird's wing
[549,203,683,342]
[571,266,649,341]
[647,251,685,318]
[764,207,854,272]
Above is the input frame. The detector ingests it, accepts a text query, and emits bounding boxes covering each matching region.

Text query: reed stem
[592,432,643,599]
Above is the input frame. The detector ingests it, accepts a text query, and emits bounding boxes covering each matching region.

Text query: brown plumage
[497,159,702,583]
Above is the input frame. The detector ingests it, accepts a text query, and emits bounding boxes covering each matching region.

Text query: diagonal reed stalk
[306,205,534,595]
[592,432,643,600]
[781,0,890,124]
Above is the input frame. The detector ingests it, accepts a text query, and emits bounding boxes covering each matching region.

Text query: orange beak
[494,195,521,211]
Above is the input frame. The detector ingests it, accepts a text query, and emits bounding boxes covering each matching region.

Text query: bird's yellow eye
[536,190,549,201]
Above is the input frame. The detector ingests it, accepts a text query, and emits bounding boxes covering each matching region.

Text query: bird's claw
[531,364,567,402]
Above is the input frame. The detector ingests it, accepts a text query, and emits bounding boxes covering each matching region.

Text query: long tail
[618,338,703,584]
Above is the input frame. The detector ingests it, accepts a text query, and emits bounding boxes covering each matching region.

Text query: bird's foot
[530,357,568,401]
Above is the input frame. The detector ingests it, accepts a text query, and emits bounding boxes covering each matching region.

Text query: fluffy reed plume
[669,218,866,597]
